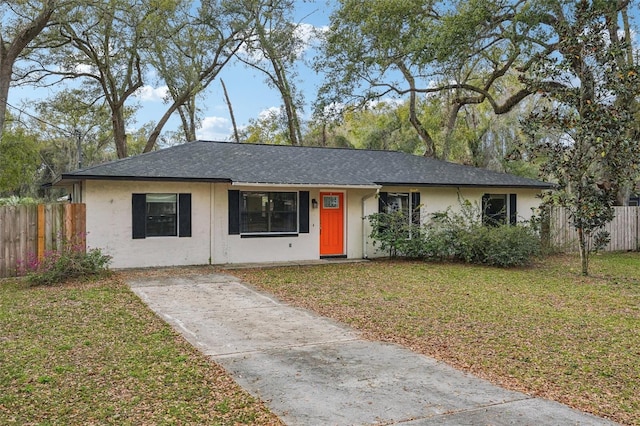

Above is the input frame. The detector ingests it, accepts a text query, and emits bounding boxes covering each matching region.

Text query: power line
[5,101,73,135]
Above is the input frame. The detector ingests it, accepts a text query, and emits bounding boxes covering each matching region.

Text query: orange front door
[319,192,344,256]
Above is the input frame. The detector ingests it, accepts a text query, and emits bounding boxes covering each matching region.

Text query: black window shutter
[228,190,240,235]
[378,192,388,213]
[299,191,309,233]
[509,193,517,225]
[178,193,192,237]
[132,194,146,239]
[411,192,421,225]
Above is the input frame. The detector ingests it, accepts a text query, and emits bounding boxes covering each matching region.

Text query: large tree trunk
[0,1,55,141]
[0,61,11,139]
[112,112,128,159]
[177,103,196,142]
[442,102,463,161]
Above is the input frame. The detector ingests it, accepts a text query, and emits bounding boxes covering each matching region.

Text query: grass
[0,274,282,425]
[2,254,637,425]
[233,253,640,425]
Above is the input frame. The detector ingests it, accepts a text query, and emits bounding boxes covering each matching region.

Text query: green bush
[0,196,40,206]
[368,211,423,258]
[369,208,541,267]
[20,239,112,286]
[457,224,540,267]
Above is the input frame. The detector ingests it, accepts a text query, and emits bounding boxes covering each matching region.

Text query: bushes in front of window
[368,209,540,267]
[368,211,425,258]
[18,236,112,286]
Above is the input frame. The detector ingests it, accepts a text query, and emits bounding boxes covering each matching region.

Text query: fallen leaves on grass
[234,254,640,426]
[0,275,282,425]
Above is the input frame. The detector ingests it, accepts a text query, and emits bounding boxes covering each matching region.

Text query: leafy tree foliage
[143,0,250,151]
[0,0,58,142]
[316,0,536,158]
[235,0,305,145]
[237,107,291,145]
[0,125,40,196]
[521,0,640,275]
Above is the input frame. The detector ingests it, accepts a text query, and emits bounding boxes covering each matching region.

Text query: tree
[36,0,169,158]
[143,0,249,151]
[0,0,56,141]
[0,122,41,196]
[521,0,640,275]
[316,0,535,158]
[237,107,290,145]
[235,0,305,145]
[32,89,116,179]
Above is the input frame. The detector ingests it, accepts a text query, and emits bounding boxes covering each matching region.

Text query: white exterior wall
[364,186,544,258]
[214,185,377,263]
[83,180,213,268]
[82,180,544,268]
[421,187,542,221]
[214,184,319,264]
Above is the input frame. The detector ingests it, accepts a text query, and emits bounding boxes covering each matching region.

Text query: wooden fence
[0,203,86,278]
[549,206,640,252]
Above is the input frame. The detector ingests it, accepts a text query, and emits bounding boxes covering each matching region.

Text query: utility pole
[74,128,83,169]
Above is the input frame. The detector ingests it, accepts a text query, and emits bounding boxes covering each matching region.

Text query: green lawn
[234,253,640,425]
[2,254,637,425]
[0,275,282,425]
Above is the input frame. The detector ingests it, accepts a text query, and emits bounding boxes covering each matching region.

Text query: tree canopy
[1,0,640,275]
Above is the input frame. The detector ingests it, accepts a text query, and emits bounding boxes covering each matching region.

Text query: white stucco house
[53,141,553,269]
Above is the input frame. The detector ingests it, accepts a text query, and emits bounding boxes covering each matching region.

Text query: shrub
[369,206,541,267]
[457,224,541,267]
[368,212,423,258]
[19,238,112,286]
[0,196,40,206]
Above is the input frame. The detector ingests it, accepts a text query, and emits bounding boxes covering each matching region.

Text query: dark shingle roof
[58,141,552,188]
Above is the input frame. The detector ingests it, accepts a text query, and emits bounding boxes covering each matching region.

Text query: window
[482,194,517,226]
[146,194,177,236]
[132,193,191,239]
[228,190,310,236]
[378,191,421,225]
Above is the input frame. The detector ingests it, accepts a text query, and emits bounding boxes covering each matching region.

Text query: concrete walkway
[127,273,617,426]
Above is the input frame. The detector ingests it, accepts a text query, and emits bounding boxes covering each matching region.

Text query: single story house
[53,141,553,268]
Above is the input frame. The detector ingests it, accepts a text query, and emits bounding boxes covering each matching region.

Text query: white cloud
[258,106,283,121]
[196,116,231,141]
[294,23,324,48]
[134,85,169,102]
[74,63,94,74]
[237,22,325,62]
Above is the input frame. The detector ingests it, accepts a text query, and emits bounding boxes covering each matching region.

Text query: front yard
[0,275,282,425]
[235,253,640,425]
[1,253,638,425]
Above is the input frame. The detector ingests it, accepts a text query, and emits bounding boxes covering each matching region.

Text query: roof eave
[374,181,555,189]
[53,174,232,187]
[231,181,381,189]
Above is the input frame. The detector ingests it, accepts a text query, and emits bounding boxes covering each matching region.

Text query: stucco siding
[424,187,542,222]
[213,184,320,264]
[364,186,543,258]
[83,180,544,268]
[84,180,212,268]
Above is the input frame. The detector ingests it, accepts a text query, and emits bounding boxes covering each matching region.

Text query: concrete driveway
[128,272,616,426]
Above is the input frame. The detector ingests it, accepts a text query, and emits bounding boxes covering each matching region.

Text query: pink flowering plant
[18,235,111,286]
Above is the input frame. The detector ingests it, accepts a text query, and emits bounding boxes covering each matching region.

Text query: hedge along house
[52,141,553,269]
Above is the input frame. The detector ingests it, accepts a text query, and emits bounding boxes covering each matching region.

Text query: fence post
[37,204,45,261]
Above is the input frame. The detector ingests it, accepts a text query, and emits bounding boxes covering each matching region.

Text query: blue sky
[8,0,333,143]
